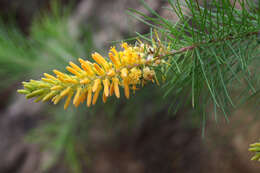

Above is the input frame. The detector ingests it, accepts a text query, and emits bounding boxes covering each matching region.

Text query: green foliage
[129,0,260,123]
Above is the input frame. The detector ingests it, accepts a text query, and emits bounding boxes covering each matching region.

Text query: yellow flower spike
[92,79,101,92]
[64,92,73,110]
[123,79,130,99]
[102,78,110,97]
[93,63,105,76]
[19,40,167,109]
[66,66,81,77]
[87,88,92,107]
[92,86,101,105]
[73,87,82,106]
[112,77,120,98]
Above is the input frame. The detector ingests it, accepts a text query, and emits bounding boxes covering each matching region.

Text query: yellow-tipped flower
[18,40,168,109]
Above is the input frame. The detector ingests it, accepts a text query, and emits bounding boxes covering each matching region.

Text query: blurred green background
[0,0,259,173]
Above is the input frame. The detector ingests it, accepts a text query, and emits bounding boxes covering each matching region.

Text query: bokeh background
[0,0,259,173]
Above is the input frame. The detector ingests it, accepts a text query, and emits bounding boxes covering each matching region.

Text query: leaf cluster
[129,0,260,123]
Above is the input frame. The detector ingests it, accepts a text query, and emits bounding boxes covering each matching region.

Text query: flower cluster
[18,41,167,109]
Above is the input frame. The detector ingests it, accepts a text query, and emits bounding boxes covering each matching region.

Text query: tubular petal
[17,89,30,95]
[87,88,92,107]
[102,79,110,97]
[93,63,105,75]
[73,87,82,106]
[107,69,115,77]
[80,78,90,84]
[26,89,45,99]
[92,86,101,105]
[123,80,129,99]
[51,85,63,90]
[60,87,71,97]
[54,95,62,104]
[92,52,110,71]
[92,79,101,92]
[69,61,82,72]
[109,83,114,96]
[53,70,66,78]
[41,78,57,84]
[121,68,128,78]
[66,66,81,77]
[102,91,107,103]
[113,78,120,98]
[64,78,78,84]
[44,73,57,80]
[109,52,120,69]
[43,91,56,101]
[78,91,86,104]
[79,58,95,76]
[64,92,73,109]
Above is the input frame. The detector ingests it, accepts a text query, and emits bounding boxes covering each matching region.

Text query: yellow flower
[112,77,120,98]
[102,78,110,97]
[123,79,130,99]
[92,79,101,92]
[18,40,167,109]
[129,68,142,85]
[87,88,92,107]
[120,68,128,79]
[143,67,155,81]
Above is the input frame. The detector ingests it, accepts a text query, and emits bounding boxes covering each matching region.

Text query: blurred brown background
[0,0,259,173]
